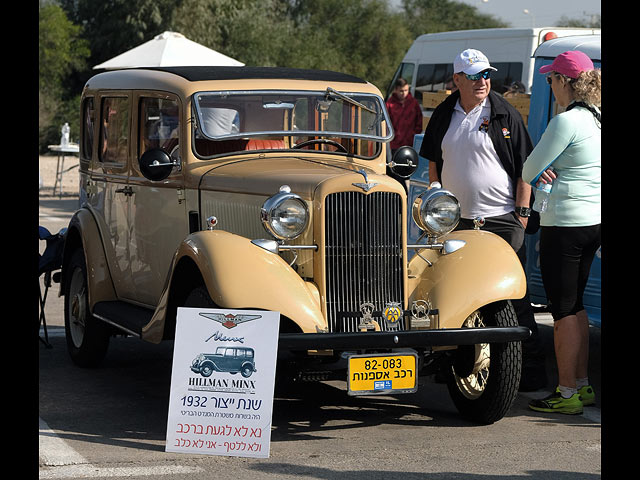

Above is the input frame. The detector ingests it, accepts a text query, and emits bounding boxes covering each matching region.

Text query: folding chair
[39,226,66,348]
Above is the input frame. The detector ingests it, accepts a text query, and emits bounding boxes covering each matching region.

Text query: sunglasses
[464,70,491,81]
[546,75,555,85]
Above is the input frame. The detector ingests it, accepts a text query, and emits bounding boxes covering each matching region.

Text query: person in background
[524,51,601,415]
[420,48,547,392]
[386,77,423,154]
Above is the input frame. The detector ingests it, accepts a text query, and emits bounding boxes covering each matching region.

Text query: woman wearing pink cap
[522,51,601,415]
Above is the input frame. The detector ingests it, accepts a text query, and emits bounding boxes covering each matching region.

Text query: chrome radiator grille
[325,191,404,332]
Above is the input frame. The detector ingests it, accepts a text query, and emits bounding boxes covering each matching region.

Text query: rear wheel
[445,301,522,424]
[64,249,111,367]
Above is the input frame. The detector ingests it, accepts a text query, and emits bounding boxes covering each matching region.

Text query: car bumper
[278,326,530,350]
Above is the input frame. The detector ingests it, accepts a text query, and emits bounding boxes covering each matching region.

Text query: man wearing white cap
[419,48,546,392]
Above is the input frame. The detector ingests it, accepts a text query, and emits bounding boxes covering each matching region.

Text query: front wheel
[64,249,111,367]
[445,301,522,424]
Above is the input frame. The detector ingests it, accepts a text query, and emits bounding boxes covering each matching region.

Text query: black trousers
[457,212,544,364]
[539,224,601,321]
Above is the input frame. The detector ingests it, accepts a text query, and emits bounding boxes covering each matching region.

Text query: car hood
[197,156,386,199]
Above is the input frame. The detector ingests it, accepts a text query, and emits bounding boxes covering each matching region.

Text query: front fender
[408,230,526,329]
[143,230,325,342]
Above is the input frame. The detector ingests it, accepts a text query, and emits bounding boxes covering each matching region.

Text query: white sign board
[165,308,280,458]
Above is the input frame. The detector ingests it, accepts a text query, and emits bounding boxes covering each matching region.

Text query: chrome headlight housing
[261,186,309,240]
[412,186,460,237]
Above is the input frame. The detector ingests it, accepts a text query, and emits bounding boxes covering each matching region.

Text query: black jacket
[419,90,533,192]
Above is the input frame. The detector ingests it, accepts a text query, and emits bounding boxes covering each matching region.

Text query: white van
[389,27,600,104]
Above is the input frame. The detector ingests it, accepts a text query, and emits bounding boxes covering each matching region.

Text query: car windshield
[192,89,392,158]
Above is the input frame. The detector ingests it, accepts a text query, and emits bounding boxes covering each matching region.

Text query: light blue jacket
[522,104,600,227]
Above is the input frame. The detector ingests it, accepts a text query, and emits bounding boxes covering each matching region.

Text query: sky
[391,0,601,29]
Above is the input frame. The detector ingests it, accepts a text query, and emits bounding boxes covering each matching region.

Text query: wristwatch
[515,206,531,218]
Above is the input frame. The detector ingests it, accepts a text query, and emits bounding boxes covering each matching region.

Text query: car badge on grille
[352,169,378,192]
[383,302,403,330]
[199,312,262,329]
[358,302,376,331]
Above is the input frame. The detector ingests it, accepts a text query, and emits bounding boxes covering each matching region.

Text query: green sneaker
[578,385,595,406]
[528,388,583,415]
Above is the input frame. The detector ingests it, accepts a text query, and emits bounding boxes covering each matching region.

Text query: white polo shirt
[440,98,514,219]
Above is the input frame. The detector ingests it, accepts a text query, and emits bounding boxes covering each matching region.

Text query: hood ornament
[352,169,378,192]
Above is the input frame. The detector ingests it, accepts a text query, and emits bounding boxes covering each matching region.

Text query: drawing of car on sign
[191,346,256,378]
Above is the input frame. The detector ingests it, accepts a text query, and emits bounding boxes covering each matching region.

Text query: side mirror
[138,148,177,181]
[388,146,419,179]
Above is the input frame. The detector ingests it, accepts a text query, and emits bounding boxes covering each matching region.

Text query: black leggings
[539,225,601,321]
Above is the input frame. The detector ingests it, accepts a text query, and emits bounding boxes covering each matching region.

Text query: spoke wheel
[445,301,522,424]
[453,311,491,400]
[64,249,110,367]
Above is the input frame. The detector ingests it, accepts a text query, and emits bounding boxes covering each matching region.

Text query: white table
[48,144,79,197]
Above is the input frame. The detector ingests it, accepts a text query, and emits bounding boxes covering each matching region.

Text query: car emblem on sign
[352,169,378,192]
[199,312,262,329]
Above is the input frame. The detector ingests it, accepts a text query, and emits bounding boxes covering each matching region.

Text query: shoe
[578,385,595,406]
[528,388,583,415]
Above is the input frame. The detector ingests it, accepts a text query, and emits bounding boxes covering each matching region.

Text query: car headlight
[412,186,460,237]
[261,185,309,240]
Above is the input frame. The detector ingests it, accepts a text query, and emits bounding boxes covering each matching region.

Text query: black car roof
[140,66,367,84]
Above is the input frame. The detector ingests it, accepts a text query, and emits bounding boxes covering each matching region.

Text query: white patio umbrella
[93,31,244,70]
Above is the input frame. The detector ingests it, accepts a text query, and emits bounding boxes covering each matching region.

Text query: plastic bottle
[532,168,555,213]
[61,122,70,147]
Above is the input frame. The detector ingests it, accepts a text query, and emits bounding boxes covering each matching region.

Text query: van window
[139,97,180,157]
[414,63,455,103]
[99,96,130,164]
[488,62,523,95]
[81,97,94,159]
[414,62,524,100]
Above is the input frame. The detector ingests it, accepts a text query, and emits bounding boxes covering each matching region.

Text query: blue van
[409,34,601,327]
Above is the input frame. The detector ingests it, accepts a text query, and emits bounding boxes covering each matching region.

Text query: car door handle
[115,186,134,196]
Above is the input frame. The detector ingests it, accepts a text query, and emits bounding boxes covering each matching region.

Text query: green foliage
[168,0,296,67]
[39,2,90,151]
[401,0,507,37]
[556,14,601,28]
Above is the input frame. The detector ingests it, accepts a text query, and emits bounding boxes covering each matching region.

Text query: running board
[92,301,154,337]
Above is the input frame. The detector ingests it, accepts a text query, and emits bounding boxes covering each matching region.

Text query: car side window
[99,96,130,164]
[81,97,94,159]
[224,348,236,357]
[140,97,180,157]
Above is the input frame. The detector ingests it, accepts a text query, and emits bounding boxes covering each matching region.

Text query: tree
[285,0,413,91]
[60,0,175,68]
[168,0,295,67]
[401,0,507,38]
[39,2,90,150]
[556,13,601,28]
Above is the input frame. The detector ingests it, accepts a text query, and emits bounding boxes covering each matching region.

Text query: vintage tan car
[61,66,529,424]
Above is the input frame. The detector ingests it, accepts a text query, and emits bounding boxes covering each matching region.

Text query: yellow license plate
[347,352,418,395]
